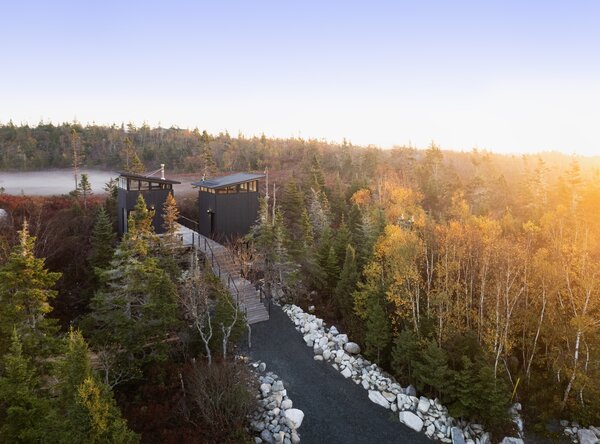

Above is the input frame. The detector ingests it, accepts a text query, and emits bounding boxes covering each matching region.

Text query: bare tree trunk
[220,293,240,360]
[526,288,546,380]
[198,317,213,366]
[561,329,581,411]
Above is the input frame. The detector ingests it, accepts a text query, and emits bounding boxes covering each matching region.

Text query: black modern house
[117,166,181,235]
[191,172,265,240]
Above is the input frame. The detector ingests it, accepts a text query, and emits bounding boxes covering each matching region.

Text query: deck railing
[177,218,246,317]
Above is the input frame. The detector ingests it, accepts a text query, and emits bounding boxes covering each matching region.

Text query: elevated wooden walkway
[176,223,269,325]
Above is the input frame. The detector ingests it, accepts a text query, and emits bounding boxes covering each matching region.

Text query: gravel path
[244,305,432,444]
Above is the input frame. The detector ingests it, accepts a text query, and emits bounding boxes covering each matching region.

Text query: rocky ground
[243,304,431,443]
[248,360,303,444]
[562,421,600,444]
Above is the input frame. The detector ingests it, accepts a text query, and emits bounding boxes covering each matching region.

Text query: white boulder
[399,411,424,432]
[500,438,524,444]
[281,399,293,410]
[337,334,349,344]
[368,390,390,409]
[417,396,431,413]
[285,408,304,429]
[451,427,465,444]
[578,429,600,444]
[341,367,352,378]
[344,342,361,354]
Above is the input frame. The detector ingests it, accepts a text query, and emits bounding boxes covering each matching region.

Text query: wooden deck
[176,223,269,325]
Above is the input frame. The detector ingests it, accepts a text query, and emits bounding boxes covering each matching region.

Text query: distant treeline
[1,121,598,181]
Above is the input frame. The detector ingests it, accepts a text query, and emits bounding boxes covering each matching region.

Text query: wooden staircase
[176,223,269,325]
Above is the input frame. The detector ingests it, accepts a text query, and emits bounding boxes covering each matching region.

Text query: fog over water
[0,169,118,196]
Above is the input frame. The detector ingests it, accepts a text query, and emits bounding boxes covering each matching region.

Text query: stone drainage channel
[283,304,526,444]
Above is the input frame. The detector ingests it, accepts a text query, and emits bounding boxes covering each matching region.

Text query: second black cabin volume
[192,172,265,240]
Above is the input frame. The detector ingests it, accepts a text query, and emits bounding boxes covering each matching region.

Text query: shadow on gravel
[242,305,432,444]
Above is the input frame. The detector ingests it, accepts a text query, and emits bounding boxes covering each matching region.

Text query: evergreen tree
[280,181,305,258]
[347,202,369,270]
[309,153,326,193]
[162,192,180,237]
[391,329,420,385]
[308,187,331,240]
[55,329,138,443]
[334,244,358,319]
[78,173,92,209]
[157,192,183,279]
[300,206,314,250]
[103,178,119,228]
[0,221,61,358]
[249,198,298,300]
[200,130,216,176]
[85,197,180,386]
[317,226,339,297]
[333,218,351,268]
[412,340,451,399]
[364,300,391,364]
[122,137,144,174]
[75,377,139,443]
[90,206,115,270]
[0,329,54,443]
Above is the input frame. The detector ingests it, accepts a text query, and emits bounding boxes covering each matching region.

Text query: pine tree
[317,228,339,296]
[78,173,92,209]
[200,130,216,176]
[309,153,326,193]
[364,300,391,364]
[391,329,420,385]
[55,329,138,443]
[308,187,331,240]
[85,198,180,386]
[333,218,351,268]
[162,192,180,237]
[412,340,451,399]
[158,192,182,279]
[90,206,115,270]
[280,181,305,258]
[334,244,358,319]
[122,137,145,174]
[0,329,54,443]
[75,377,139,443]
[0,221,61,358]
[347,202,369,270]
[71,128,82,191]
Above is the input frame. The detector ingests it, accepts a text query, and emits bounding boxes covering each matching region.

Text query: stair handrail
[177,218,249,320]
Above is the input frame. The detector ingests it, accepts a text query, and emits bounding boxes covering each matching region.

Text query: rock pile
[562,420,600,444]
[249,360,302,444]
[283,304,493,443]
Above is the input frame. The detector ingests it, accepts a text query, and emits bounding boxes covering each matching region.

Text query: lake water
[0,169,118,196]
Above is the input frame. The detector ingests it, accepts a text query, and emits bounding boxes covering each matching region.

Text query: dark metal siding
[117,188,172,235]
[198,191,217,237]
[197,190,260,239]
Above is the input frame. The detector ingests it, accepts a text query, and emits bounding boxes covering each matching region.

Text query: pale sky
[1,1,599,156]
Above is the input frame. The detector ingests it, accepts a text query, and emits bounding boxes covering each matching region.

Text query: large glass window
[239,182,248,192]
[249,181,257,192]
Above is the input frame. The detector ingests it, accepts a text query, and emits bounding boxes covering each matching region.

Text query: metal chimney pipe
[160,164,165,180]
